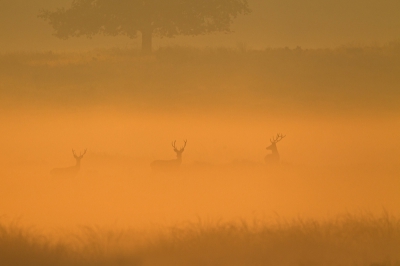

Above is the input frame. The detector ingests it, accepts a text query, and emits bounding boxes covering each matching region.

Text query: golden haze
[1,0,400,264]
[1,47,400,230]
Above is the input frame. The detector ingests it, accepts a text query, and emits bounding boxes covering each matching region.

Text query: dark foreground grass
[1,212,399,266]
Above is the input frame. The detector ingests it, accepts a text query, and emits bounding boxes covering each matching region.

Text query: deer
[265,134,285,165]
[50,149,87,177]
[151,140,187,172]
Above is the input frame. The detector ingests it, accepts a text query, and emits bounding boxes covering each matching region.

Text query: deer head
[266,133,285,152]
[172,140,187,159]
[72,149,87,165]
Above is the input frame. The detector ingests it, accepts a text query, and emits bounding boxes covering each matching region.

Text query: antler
[172,140,177,151]
[270,133,286,143]
[181,140,187,150]
[172,140,187,151]
[72,149,87,158]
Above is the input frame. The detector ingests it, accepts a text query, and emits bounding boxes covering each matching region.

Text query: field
[1,212,400,266]
[1,44,400,112]
[1,44,400,265]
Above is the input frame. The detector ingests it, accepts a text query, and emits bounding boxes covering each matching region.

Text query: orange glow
[1,1,400,264]
[1,104,399,230]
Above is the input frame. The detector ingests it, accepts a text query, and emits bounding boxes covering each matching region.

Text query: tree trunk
[141,29,153,53]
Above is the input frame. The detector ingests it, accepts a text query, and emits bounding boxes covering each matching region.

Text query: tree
[39,0,250,52]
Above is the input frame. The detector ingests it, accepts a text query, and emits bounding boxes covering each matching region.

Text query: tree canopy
[39,0,251,52]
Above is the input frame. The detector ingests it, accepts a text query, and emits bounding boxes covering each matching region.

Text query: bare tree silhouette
[151,140,187,172]
[51,149,87,177]
[265,134,285,165]
[38,0,250,53]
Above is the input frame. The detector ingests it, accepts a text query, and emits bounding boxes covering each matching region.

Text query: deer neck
[175,153,183,163]
[75,159,81,168]
[271,148,279,155]
[265,146,280,162]
[267,144,279,155]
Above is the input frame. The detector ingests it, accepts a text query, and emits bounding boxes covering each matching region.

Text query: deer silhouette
[265,134,285,165]
[51,149,87,177]
[151,140,187,172]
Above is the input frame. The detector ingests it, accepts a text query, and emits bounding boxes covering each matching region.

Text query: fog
[1,1,400,264]
[1,47,400,231]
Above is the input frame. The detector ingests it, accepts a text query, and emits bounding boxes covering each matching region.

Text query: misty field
[1,43,400,113]
[1,212,400,266]
[1,44,400,265]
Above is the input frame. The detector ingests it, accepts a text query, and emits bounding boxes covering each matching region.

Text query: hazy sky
[1,0,400,51]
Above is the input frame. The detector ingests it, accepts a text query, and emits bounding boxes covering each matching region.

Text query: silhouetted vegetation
[1,43,399,114]
[1,213,399,266]
[38,0,250,52]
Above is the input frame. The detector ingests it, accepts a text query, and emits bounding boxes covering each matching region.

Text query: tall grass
[0,221,75,266]
[0,221,142,266]
[1,212,399,266]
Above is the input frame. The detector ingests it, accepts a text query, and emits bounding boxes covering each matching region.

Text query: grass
[1,212,399,266]
[0,221,75,266]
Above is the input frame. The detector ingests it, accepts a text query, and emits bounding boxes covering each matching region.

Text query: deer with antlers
[265,134,285,165]
[50,149,87,177]
[151,140,187,172]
